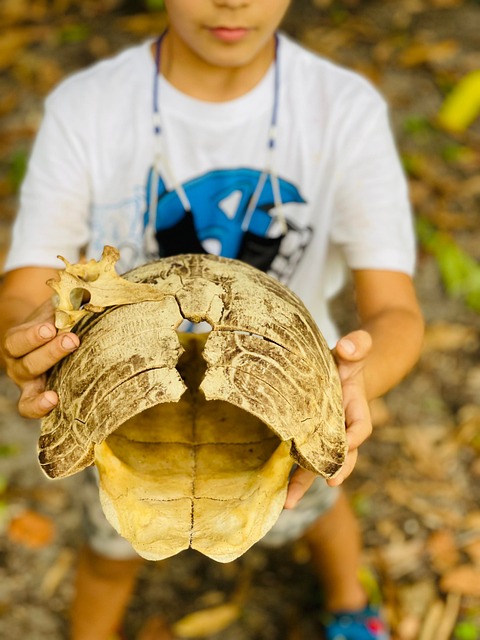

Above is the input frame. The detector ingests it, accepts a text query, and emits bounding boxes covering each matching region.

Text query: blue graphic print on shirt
[144,167,306,271]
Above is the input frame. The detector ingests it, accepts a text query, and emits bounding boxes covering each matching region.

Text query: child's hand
[328,329,372,487]
[284,329,373,509]
[284,467,317,510]
[1,300,79,419]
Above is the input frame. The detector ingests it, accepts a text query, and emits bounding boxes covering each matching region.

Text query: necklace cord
[150,31,286,239]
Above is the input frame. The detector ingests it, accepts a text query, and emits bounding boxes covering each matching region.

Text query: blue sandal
[322,604,389,640]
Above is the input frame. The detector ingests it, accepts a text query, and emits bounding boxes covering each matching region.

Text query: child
[0,1,424,638]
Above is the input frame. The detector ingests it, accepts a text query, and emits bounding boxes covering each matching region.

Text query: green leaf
[416,217,480,313]
[350,493,372,518]
[145,0,165,11]
[0,444,19,458]
[8,149,28,193]
[403,115,433,136]
[401,152,424,177]
[454,621,479,640]
[441,144,472,164]
[438,70,480,132]
[58,24,91,44]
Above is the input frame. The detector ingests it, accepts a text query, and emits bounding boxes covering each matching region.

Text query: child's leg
[302,489,367,612]
[70,544,143,640]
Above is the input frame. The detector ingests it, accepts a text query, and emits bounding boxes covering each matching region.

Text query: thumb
[284,468,317,510]
[335,330,372,362]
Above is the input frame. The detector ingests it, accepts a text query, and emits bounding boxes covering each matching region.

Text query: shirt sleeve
[4,89,92,272]
[330,92,416,276]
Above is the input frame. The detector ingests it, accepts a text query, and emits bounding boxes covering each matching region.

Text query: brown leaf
[401,425,459,482]
[302,27,353,58]
[422,322,478,353]
[426,530,461,574]
[13,54,63,95]
[40,549,75,598]
[457,405,480,446]
[440,565,480,597]
[385,478,463,527]
[462,175,480,198]
[398,40,459,68]
[408,179,434,209]
[378,538,426,579]
[8,508,56,548]
[0,26,51,71]
[0,90,19,118]
[114,13,168,36]
[138,616,174,640]
[463,539,480,565]
[418,600,444,640]
[424,209,478,232]
[418,593,461,640]
[172,603,240,638]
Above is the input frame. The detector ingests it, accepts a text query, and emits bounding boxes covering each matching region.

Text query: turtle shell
[40,251,346,562]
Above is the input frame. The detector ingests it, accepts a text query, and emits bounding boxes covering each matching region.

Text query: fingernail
[40,396,56,410]
[39,325,55,339]
[61,335,78,351]
[340,338,355,354]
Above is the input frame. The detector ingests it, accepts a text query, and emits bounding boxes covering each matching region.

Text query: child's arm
[0,268,80,418]
[330,269,424,482]
[285,269,424,507]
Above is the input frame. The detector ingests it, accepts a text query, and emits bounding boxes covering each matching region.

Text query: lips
[208,27,250,43]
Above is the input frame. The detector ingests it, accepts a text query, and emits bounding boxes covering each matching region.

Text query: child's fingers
[17,382,58,419]
[344,394,372,449]
[327,449,358,487]
[8,332,79,384]
[3,322,57,359]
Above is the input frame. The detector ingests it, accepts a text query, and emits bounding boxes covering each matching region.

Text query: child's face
[163,0,291,70]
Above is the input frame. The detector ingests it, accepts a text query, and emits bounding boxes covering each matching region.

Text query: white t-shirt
[5,34,415,345]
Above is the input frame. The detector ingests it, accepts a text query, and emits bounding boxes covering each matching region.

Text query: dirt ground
[1,1,480,639]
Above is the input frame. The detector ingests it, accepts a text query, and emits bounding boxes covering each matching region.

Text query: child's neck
[155,32,276,103]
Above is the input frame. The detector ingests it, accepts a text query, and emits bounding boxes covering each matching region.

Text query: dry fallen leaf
[422,322,478,353]
[440,565,480,597]
[40,548,75,598]
[398,40,458,68]
[114,13,168,36]
[8,508,56,548]
[418,593,461,640]
[463,539,480,565]
[377,538,426,580]
[426,529,461,574]
[0,26,51,71]
[172,603,240,638]
[137,616,174,640]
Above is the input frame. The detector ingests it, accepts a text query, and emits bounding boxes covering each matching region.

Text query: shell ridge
[84,367,185,426]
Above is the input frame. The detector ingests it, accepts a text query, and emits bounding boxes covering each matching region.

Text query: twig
[436,593,462,640]
[418,600,444,640]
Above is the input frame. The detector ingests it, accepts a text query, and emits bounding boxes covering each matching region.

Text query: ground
[0,1,480,639]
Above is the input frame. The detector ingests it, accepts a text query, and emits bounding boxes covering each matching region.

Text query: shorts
[81,465,340,560]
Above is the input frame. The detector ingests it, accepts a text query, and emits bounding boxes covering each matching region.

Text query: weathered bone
[48,246,167,330]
